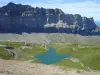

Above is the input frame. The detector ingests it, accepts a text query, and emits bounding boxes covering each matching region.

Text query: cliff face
[0,2,97,34]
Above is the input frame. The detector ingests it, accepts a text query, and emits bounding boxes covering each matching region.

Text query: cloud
[55,0,63,2]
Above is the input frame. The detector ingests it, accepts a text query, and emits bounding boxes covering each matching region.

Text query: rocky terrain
[0,2,99,34]
[0,33,100,44]
[0,60,100,75]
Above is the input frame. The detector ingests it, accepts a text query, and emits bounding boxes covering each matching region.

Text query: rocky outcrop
[0,2,98,34]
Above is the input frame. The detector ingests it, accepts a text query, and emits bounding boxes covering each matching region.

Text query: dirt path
[0,60,66,75]
[0,60,100,75]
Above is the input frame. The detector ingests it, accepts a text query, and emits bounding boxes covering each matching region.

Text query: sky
[0,0,100,21]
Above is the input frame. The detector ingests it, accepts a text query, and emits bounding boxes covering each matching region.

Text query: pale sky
[0,0,100,21]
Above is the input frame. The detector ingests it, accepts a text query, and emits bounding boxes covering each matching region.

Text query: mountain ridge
[0,2,99,35]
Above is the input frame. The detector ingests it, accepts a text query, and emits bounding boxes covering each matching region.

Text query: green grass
[15,44,47,61]
[0,41,24,48]
[56,59,87,70]
[0,47,13,60]
[50,44,100,70]
[81,53,100,70]
[0,41,100,70]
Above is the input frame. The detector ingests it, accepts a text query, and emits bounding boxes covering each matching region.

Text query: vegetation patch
[0,41,100,70]
[0,47,13,59]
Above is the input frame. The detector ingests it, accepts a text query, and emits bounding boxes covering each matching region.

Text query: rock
[0,2,98,35]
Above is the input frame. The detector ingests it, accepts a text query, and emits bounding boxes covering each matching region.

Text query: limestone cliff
[0,2,97,34]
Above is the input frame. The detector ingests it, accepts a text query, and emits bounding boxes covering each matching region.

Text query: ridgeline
[0,2,100,35]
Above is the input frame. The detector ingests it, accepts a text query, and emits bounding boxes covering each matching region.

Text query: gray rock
[0,2,98,34]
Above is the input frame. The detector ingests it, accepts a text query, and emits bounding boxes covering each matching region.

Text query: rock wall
[0,2,97,34]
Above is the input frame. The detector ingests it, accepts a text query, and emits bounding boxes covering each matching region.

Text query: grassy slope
[0,41,25,48]
[49,44,100,70]
[0,41,100,70]
[16,44,47,61]
[0,47,13,60]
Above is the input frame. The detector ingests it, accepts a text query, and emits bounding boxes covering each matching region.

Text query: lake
[35,48,72,65]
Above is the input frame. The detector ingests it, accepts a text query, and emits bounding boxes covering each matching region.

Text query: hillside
[0,60,100,75]
[0,33,100,44]
[0,41,100,73]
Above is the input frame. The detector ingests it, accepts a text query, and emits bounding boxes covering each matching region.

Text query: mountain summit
[0,2,98,35]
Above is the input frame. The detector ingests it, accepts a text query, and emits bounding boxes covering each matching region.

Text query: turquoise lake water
[35,48,72,65]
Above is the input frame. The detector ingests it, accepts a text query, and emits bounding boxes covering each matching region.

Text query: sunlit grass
[0,47,13,60]
[0,41,100,70]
